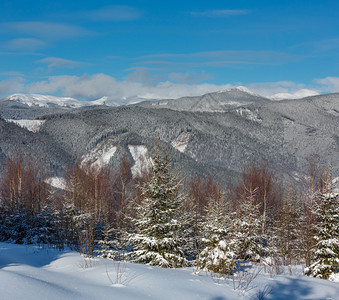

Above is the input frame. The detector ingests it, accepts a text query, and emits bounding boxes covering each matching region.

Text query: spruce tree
[275,186,301,265]
[306,192,339,280]
[128,146,185,268]
[180,198,203,263]
[198,187,236,275]
[97,225,121,260]
[232,186,262,261]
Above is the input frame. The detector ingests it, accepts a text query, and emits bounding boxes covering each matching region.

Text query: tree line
[0,149,337,280]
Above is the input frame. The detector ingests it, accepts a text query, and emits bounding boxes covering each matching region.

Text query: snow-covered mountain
[2,93,114,108]
[134,86,270,112]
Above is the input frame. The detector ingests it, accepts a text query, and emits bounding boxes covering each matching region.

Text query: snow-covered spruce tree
[306,192,339,280]
[275,184,302,265]
[232,185,262,261]
[97,225,122,260]
[180,197,204,263]
[198,186,236,275]
[128,146,186,268]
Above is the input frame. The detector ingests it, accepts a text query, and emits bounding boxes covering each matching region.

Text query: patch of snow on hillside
[45,177,66,190]
[235,108,262,123]
[6,119,46,132]
[171,132,190,153]
[82,143,117,168]
[332,177,339,194]
[128,145,152,177]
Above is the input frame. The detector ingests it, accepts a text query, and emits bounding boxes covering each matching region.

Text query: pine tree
[306,192,339,280]
[128,146,185,268]
[198,186,236,275]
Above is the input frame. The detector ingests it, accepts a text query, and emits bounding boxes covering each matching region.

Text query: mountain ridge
[0,91,338,183]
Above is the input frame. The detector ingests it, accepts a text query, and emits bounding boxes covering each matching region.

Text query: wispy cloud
[36,57,87,72]
[0,71,24,77]
[0,22,91,39]
[309,38,339,53]
[139,50,297,60]
[2,38,46,52]
[168,71,212,84]
[136,60,259,68]
[291,37,339,54]
[81,5,142,21]
[191,9,249,17]
[136,50,300,69]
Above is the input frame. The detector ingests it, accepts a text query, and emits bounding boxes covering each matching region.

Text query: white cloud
[0,77,25,94]
[244,81,306,97]
[191,10,249,17]
[0,74,337,103]
[270,89,319,100]
[314,77,339,93]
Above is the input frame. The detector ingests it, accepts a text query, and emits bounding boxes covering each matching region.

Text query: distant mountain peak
[217,85,266,98]
[4,93,84,108]
[2,93,115,108]
[217,86,258,96]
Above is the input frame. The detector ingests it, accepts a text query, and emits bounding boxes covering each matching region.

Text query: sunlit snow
[235,108,262,123]
[0,242,338,300]
[45,177,67,190]
[4,93,112,108]
[128,145,152,177]
[82,143,117,168]
[171,132,190,153]
[6,119,46,132]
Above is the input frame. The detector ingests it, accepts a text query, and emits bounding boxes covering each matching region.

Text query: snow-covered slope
[128,145,152,177]
[6,119,45,132]
[134,86,270,112]
[82,141,117,169]
[0,242,338,300]
[2,94,115,108]
[171,132,190,153]
[217,86,262,97]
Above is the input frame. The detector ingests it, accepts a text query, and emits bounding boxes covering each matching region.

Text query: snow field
[0,242,338,300]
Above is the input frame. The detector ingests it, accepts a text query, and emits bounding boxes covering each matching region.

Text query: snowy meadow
[1,242,338,300]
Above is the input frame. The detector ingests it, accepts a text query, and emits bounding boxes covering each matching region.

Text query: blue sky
[1,0,339,101]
